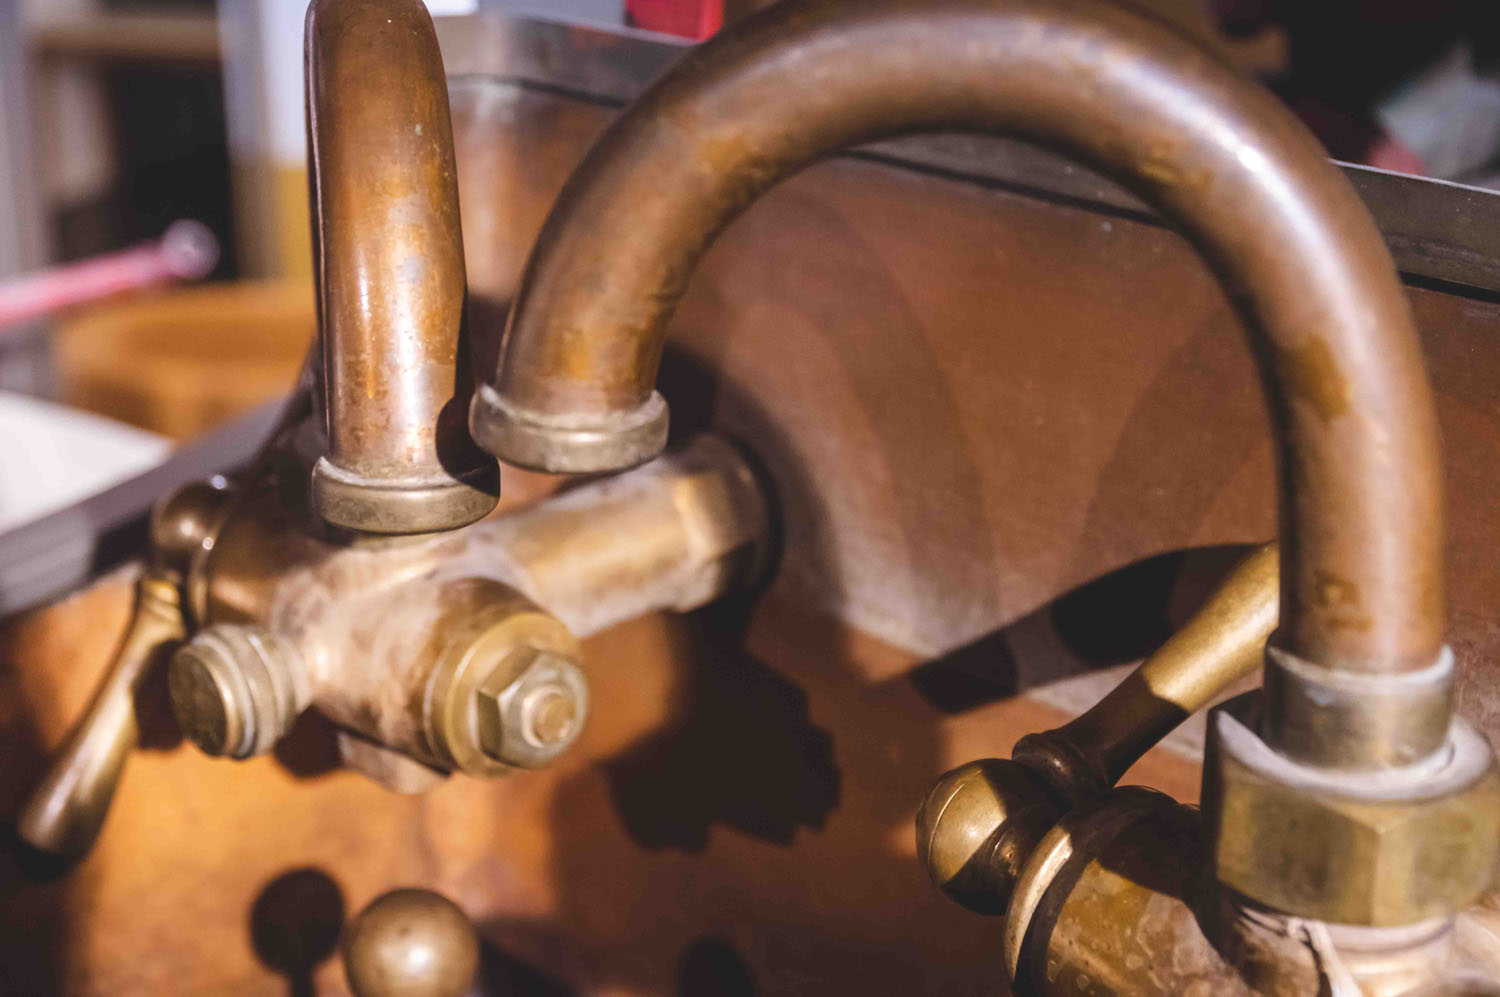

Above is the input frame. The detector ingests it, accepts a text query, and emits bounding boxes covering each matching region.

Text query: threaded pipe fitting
[168,624,308,759]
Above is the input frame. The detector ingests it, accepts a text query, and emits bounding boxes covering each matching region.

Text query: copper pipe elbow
[305,0,497,535]
[473,0,1444,709]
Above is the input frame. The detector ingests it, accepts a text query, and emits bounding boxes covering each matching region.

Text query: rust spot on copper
[1277,337,1351,421]
[1312,569,1373,632]
[483,0,1445,677]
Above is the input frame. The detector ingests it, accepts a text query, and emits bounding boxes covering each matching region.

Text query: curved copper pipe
[305,0,496,535]
[474,0,1444,688]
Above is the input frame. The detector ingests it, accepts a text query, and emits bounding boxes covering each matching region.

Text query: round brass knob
[149,477,233,576]
[343,888,479,997]
[915,759,1061,915]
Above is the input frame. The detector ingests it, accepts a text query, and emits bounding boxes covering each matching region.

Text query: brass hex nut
[474,648,588,769]
[1205,697,1500,926]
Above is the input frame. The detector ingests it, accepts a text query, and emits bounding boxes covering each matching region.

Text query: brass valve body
[166,435,767,785]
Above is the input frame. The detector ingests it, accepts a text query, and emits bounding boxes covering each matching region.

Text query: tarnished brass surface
[342,888,479,997]
[172,435,767,784]
[960,787,1285,996]
[305,0,497,534]
[1010,791,1300,996]
[474,0,1445,692]
[1015,541,1277,804]
[168,624,308,759]
[917,541,1277,915]
[1223,911,1493,997]
[915,760,1060,917]
[1206,696,1500,926]
[1262,644,1455,769]
[473,648,587,769]
[148,478,236,582]
[15,571,184,857]
[418,580,581,778]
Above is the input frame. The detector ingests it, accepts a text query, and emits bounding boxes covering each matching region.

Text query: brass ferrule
[1262,645,1455,770]
[168,625,309,760]
[1205,694,1500,928]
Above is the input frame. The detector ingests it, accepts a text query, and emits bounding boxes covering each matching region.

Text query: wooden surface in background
[55,280,311,441]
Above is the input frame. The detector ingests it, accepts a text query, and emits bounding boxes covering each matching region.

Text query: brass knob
[149,478,234,578]
[918,542,1279,914]
[916,759,1061,915]
[16,569,184,858]
[343,888,479,997]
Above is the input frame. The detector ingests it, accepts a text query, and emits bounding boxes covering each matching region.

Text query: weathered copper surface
[476,0,1446,694]
[305,0,498,534]
[4,29,1500,995]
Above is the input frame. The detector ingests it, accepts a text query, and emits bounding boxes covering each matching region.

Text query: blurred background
[0,0,1497,529]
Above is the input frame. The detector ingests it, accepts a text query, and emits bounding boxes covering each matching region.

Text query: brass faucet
[304,0,497,536]
[463,0,1498,991]
[17,0,769,853]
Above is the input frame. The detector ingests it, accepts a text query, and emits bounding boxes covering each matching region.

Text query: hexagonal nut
[474,648,588,769]
[1206,699,1500,926]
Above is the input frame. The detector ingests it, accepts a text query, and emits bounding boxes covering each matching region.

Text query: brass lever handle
[1013,542,1279,804]
[16,570,184,858]
[917,542,1278,913]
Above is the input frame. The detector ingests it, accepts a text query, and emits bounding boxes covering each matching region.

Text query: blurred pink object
[1367,134,1428,176]
[0,220,219,332]
[627,0,722,39]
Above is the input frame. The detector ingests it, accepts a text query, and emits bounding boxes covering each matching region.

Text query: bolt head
[474,648,588,769]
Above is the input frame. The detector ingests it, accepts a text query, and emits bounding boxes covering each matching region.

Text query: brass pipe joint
[164,435,767,788]
[919,542,1500,991]
[1206,694,1500,927]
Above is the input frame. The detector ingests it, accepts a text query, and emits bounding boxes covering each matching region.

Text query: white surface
[0,391,169,532]
[1379,42,1500,180]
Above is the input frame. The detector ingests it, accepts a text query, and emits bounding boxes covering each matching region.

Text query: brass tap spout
[304,0,498,535]
[471,0,1447,770]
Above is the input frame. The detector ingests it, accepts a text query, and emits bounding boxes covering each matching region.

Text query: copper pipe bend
[473,0,1446,735]
[306,0,497,535]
